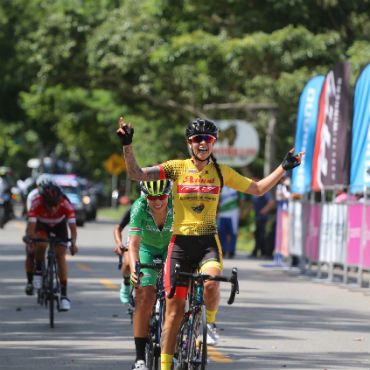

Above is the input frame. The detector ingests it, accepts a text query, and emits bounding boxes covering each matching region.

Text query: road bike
[134,258,166,370]
[168,264,239,370]
[30,234,74,328]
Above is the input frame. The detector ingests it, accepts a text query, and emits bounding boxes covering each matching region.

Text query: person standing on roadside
[217,185,246,258]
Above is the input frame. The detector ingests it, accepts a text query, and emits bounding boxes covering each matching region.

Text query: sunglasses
[146,194,169,201]
[189,135,216,144]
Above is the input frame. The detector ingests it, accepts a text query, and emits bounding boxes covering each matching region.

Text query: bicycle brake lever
[227,267,239,305]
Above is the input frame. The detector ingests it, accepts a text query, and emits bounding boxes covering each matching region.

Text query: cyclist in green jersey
[128,179,173,370]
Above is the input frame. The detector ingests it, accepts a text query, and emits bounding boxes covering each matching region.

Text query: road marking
[76,263,92,271]
[14,221,26,231]
[207,346,233,363]
[100,279,119,290]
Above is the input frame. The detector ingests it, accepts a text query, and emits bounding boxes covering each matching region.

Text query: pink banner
[274,203,290,257]
[362,205,370,268]
[304,204,321,261]
[347,204,364,265]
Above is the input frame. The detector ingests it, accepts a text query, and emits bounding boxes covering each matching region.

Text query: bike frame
[30,235,73,328]
[170,266,239,370]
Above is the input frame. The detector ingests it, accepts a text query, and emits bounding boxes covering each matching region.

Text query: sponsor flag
[311,61,351,191]
[291,75,325,194]
[350,63,370,193]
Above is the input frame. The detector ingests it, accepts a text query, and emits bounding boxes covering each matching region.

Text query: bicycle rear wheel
[188,305,207,370]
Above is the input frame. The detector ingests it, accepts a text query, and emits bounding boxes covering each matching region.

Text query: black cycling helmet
[140,180,172,196]
[40,182,63,205]
[185,118,219,140]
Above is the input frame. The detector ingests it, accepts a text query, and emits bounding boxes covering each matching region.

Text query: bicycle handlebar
[134,259,164,285]
[167,264,239,304]
[29,237,74,244]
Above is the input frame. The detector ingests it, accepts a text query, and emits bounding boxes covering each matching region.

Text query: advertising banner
[311,61,351,191]
[288,200,303,256]
[350,63,370,193]
[347,204,363,265]
[362,205,370,268]
[291,75,325,194]
[274,201,290,257]
[304,204,321,262]
[319,203,347,264]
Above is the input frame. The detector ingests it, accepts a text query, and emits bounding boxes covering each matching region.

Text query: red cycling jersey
[28,195,76,226]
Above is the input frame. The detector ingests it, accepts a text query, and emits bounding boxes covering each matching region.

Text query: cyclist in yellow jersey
[117,117,304,370]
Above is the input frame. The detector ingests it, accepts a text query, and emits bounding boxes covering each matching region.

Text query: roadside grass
[97,205,129,221]
[236,227,254,255]
[98,205,255,255]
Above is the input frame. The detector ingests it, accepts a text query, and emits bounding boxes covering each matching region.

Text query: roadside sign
[104,153,126,176]
[213,120,259,167]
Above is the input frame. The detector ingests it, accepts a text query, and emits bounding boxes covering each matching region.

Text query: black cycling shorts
[35,220,69,247]
[164,234,223,299]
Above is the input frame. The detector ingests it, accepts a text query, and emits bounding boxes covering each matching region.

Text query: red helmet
[40,182,62,205]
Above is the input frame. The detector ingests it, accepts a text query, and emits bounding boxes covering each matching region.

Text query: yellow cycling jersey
[159,158,252,236]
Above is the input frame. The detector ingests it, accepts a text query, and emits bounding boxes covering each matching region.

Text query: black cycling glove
[116,125,134,146]
[282,151,301,170]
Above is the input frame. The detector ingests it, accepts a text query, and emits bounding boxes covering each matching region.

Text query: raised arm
[117,116,161,181]
[247,149,304,196]
[123,144,161,181]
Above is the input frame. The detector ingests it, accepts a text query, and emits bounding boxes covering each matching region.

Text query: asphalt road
[0,217,369,370]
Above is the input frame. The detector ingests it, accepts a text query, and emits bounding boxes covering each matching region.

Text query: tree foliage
[0,0,369,181]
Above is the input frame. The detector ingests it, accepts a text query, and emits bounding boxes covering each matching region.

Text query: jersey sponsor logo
[177,184,219,194]
[183,176,215,184]
[192,204,205,213]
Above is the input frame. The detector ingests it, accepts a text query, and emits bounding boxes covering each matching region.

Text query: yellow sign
[104,153,126,176]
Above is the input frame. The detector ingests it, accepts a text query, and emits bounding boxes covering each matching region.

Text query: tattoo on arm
[143,166,160,180]
[123,146,144,180]
[123,147,160,181]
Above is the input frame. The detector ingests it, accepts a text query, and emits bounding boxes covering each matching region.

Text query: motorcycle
[0,177,14,228]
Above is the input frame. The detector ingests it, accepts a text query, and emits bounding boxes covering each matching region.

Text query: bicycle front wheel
[188,305,207,370]
[173,314,190,370]
[47,260,55,328]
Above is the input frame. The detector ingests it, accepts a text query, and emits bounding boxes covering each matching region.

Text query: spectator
[217,185,246,258]
[248,179,275,259]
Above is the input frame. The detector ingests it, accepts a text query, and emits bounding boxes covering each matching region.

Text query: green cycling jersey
[129,195,174,287]
[129,196,174,249]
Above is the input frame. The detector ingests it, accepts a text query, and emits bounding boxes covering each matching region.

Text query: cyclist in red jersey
[25,181,78,311]
[117,116,304,370]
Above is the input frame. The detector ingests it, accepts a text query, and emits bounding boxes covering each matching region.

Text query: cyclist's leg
[33,226,49,288]
[199,234,223,345]
[25,245,35,295]
[132,245,159,367]
[161,235,191,370]
[51,221,71,310]
[120,248,131,303]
